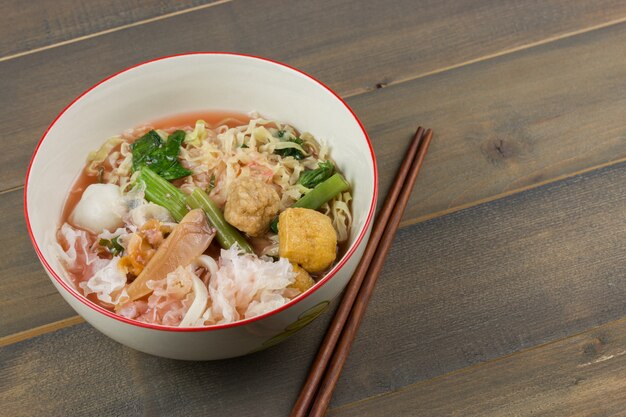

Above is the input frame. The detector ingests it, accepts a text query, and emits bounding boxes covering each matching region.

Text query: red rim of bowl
[24,52,378,332]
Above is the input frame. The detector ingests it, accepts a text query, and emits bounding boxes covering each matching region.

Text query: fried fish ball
[224,176,280,237]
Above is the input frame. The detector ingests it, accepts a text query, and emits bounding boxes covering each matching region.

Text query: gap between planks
[7,155,626,347]
[0,0,234,63]
[5,11,626,349]
[3,10,626,198]
[328,315,626,415]
[0,315,84,347]
[0,184,24,196]
[342,14,626,99]
[399,154,626,228]
[0,3,624,105]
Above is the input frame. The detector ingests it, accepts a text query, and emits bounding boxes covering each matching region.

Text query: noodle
[56,114,353,327]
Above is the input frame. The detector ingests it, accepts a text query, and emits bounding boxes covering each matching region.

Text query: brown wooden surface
[3,18,626,339]
[3,160,626,415]
[2,0,626,415]
[291,127,427,417]
[330,317,626,417]
[0,189,75,337]
[0,0,219,57]
[2,0,626,191]
[353,21,626,225]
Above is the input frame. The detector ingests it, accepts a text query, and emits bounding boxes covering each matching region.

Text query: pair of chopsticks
[291,127,434,417]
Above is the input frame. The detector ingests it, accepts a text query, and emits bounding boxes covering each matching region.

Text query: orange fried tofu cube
[278,208,337,273]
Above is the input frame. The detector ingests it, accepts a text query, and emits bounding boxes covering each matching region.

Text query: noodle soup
[55,112,352,328]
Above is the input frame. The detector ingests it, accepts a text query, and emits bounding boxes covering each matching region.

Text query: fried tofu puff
[289,263,316,293]
[278,208,337,273]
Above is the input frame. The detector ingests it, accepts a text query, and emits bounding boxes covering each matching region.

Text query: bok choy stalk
[139,167,188,222]
[139,167,253,252]
[294,173,350,209]
[187,188,254,253]
[270,173,350,233]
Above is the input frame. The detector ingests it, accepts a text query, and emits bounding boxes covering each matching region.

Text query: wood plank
[356,21,626,225]
[2,0,626,190]
[0,189,76,337]
[4,22,626,338]
[330,318,626,417]
[322,160,626,407]
[3,157,626,415]
[0,0,219,58]
[0,313,336,417]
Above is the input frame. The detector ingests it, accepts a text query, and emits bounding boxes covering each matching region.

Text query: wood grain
[322,160,626,407]
[291,127,426,417]
[356,21,626,225]
[4,21,626,339]
[0,316,84,348]
[3,158,626,415]
[0,189,75,337]
[331,318,626,417]
[4,1,626,412]
[0,0,219,58]
[0,312,337,417]
[3,0,626,190]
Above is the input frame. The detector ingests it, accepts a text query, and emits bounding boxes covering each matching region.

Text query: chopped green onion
[206,174,216,194]
[99,236,124,256]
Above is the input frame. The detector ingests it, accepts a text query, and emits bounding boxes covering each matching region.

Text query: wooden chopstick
[308,128,433,416]
[290,127,424,417]
[290,127,431,417]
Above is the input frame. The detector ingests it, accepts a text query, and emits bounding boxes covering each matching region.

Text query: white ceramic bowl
[25,53,377,360]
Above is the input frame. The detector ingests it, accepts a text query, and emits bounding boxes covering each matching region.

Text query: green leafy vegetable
[274,136,306,160]
[99,237,124,256]
[138,167,253,252]
[139,167,188,222]
[131,130,192,180]
[298,160,334,188]
[270,173,350,233]
[187,189,254,253]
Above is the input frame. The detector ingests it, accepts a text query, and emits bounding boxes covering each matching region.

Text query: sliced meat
[122,209,215,304]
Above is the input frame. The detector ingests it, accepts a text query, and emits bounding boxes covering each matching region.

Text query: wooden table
[2,1,626,415]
